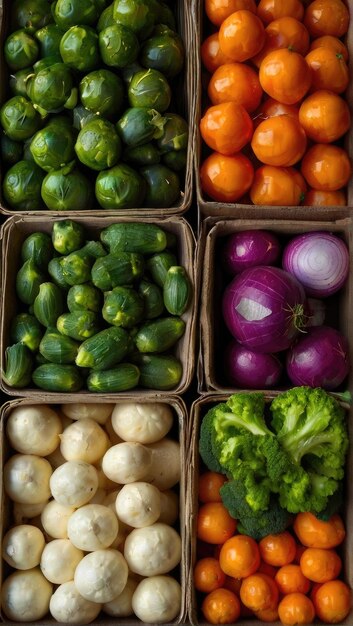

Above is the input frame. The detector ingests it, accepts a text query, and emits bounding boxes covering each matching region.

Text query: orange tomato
[253,98,299,128]
[256,604,280,622]
[259,48,312,105]
[251,114,307,166]
[250,165,306,205]
[305,47,349,94]
[199,471,227,503]
[200,152,254,202]
[219,10,266,62]
[197,502,237,544]
[219,534,261,578]
[303,189,346,206]
[201,33,233,73]
[257,0,304,24]
[240,573,279,612]
[301,144,352,191]
[293,513,346,549]
[208,62,263,112]
[194,557,227,593]
[312,580,351,623]
[278,592,315,625]
[205,0,256,27]
[299,90,351,143]
[259,532,297,567]
[202,588,241,624]
[304,0,349,38]
[275,564,311,595]
[200,102,253,155]
[309,35,349,62]
[300,548,342,583]
[252,17,310,68]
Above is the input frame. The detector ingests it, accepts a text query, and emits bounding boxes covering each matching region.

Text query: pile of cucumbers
[0,0,188,211]
[4,220,192,392]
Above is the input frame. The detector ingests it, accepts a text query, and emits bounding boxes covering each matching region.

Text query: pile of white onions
[2,402,182,624]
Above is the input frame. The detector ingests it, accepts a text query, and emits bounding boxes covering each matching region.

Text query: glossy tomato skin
[240,573,279,612]
[299,90,350,143]
[305,48,349,94]
[219,10,266,62]
[293,513,345,549]
[250,165,306,206]
[301,144,351,192]
[194,557,226,593]
[259,48,312,105]
[201,33,233,73]
[259,531,297,567]
[253,99,299,128]
[220,535,261,578]
[201,588,241,624]
[200,102,253,155]
[252,16,310,68]
[251,114,307,166]
[278,592,315,626]
[257,0,304,24]
[313,580,351,623]
[200,152,254,202]
[197,502,237,544]
[304,0,349,38]
[208,63,263,112]
[309,35,349,62]
[275,564,311,595]
[300,548,342,583]
[205,0,256,27]
[303,189,346,206]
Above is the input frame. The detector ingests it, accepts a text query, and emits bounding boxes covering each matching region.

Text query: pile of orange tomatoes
[194,471,351,624]
[199,0,352,206]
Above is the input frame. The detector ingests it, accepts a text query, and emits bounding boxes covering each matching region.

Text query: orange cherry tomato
[304,0,349,38]
[278,592,315,625]
[299,90,351,143]
[194,557,227,593]
[252,17,310,68]
[240,573,279,612]
[259,48,312,105]
[219,535,261,578]
[313,580,351,623]
[200,102,253,155]
[202,588,241,624]
[259,532,297,567]
[251,114,307,166]
[256,604,280,622]
[309,35,349,63]
[253,98,299,128]
[305,47,349,94]
[301,144,352,192]
[197,502,237,544]
[205,0,256,28]
[300,548,342,583]
[303,189,346,206]
[250,165,306,206]
[275,564,311,595]
[208,62,263,112]
[199,471,227,503]
[257,0,304,24]
[293,513,346,549]
[219,10,266,62]
[200,152,254,202]
[201,33,233,73]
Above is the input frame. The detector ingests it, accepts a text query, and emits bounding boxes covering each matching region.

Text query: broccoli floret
[198,404,227,473]
[220,479,292,541]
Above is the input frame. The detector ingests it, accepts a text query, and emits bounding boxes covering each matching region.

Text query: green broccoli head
[198,404,227,473]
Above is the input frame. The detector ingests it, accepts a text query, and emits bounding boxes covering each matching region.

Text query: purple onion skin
[224,340,282,388]
[282,231,349,298]
[222,230,281,275]
[222,266,306,353]
[286,326,349,390]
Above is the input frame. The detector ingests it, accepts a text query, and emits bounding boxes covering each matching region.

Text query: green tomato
[27,62,74,112]
[113,0,158,39]
[116,107,165,147]
[9,67,33,97]
[141,164,180,208]
[95,163,146,209]
[54,0,100,28]
[97,3,115,32]
[30,121,76,172]
[1,133,23,165]
[11,0,53,34]
[0,96,41,141]
[75,118,122,171]
[128,69,171,112]
[99,24,139,69]
[79,69,124,118]
[42,168,94,211]
[3,160,44,210]
[35,24,65,57]
[156,113,189,153]
[140,32,184,78]
[60,26,100,72]
[4,30,39,71]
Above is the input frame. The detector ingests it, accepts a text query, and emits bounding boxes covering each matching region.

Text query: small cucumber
[100,222,167,255]
[135,316,185,353]
[52,220,86,255]
[67,284,102,313]
[57,311,100,341]
[3,343,33,388]
[10,313,43,352]
[132,353,182,390]
[87,363,140,392]
[39,328,80,364]
[163,265,191,315]
[32,363,84,392]
[21,232,54,269]
[146,251,177,287]
[91,252,144,291]
[76,326,131,370]
[33,282,64,328]
[48,257,71,290]
[102,286,144,328]
[138,279,165,319]
[16,259,47,305]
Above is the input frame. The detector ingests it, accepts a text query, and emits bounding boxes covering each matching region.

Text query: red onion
[286,326,349,390]
[222,266,306,353]
[224,339,282,388]
[222,230,281,275]
[282,232,349,297]
[305,298,326,328]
